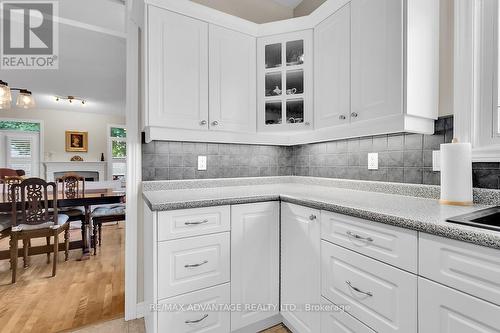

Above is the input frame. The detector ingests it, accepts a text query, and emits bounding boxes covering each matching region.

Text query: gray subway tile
[404,150,423,167]
[155,141,170,154]
[387,134,404,151]
[348,138,360,152]
[387,168,404,183]
[423,169,440,185]
[169,154,183,167]
[404,168,423,184]
[154,167,169,180]
[168,142,183,153]
[423,133,444,150]
[372,135,388,151]
[142,142,155,154]
[404,134,423,150]
[359,137,373,152]
[380,151,403,168]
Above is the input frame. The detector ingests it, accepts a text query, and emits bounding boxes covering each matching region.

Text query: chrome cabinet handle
[200,120,207,125]
[351,112,358,118]
[339,115,346,120]
[346,281,373,297]
[211,121,219,126]
[346,231,373,242]
[184,219,209,226]
[305,122,311,126]
[185,314,208,324]
[184,260,208,268]
[309,214,317,221]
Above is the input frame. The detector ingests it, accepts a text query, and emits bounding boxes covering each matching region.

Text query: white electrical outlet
[432,150,441,171]
[368,153,378,170]
[197,156,207,171]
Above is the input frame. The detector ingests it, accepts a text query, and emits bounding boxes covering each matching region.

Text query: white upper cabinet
[209,25,256,133]
[147,6,209,130]
[257,30,313,132]
[314,3,351,129]
[350,0,403,122]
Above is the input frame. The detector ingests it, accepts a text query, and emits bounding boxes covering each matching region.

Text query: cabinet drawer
[157,206,230,241]
[321,210,417,273]
[158,233,230,299]
[321,241,417,333]
[419,233,500,306]
[158,283,230,333]
[419,277,500,332]
[321,297,375,333]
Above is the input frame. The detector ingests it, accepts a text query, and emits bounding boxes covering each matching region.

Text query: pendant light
[0,80,12,109]
[16,89,35,108]
[0,80,36,109]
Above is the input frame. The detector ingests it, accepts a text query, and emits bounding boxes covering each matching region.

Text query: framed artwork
[65,131,88,152]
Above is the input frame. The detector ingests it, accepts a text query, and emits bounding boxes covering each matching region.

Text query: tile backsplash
[142,116,500,189]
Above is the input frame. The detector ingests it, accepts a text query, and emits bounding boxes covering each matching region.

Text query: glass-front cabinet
[258,30,313,131]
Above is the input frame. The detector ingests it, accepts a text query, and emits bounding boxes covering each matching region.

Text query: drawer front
[157,206,230,241]
[321,241,417,333]
[419,278,500,333]
[419,233,500,306]
[321,210,418,273]
[158,283,230,333]
[321,297,375,333]
[158,233,230,299]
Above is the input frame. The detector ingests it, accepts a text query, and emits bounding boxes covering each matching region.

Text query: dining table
[0,188,126,260]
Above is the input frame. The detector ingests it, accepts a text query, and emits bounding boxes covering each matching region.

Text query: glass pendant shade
[16,90,35,108]
[0,81,12,109]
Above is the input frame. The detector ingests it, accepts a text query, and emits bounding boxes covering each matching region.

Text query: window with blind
[108,126,126,182]
[7,137,33,176]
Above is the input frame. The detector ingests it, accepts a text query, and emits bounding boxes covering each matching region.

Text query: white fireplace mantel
[43,161,108,181]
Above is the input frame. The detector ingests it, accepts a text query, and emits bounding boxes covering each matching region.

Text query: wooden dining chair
[56,173,87,239]
[0,177,23,240]
[91,203,125,255]
[10,178,70,283]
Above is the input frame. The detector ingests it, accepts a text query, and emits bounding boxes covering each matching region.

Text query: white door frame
[125,16,142,320]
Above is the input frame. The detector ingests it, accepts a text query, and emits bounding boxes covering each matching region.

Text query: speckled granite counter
[142,177,500,249]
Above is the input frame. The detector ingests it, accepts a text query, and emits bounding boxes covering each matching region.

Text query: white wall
[0,109,125,162]
[190,0,294,23]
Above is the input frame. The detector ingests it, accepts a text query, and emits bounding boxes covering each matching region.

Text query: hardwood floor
[261,323,291,332]
[0,223,125,333]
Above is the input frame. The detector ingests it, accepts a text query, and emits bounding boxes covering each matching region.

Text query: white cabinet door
[281,203,321,333]
[147,7,209,130]
[209,25,256,133]
[314,3,351,129]
[321,297,375,333]
[419,278,500,333]
[351,0,403,122]
[157,283,231,333]
[231,202,279,330]
[157,233,230,299]
[321,241,417,333]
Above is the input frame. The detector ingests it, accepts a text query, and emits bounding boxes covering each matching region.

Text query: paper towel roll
[439,139,473,206]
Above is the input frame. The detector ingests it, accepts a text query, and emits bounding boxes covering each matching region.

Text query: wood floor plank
[0,223,125,333]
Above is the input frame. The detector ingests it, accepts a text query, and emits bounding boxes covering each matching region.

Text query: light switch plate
[197,155,207,171]
[432,150,441,171]
[368,153,378,170]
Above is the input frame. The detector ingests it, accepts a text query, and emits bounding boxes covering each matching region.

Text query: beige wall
[294,0,326,17]
[0,109,125,162]
[190,0,293,23]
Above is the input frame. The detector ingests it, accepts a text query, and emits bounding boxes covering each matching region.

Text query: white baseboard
[136,302,146,319]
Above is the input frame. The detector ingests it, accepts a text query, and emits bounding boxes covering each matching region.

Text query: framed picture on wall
[65,130,88,152]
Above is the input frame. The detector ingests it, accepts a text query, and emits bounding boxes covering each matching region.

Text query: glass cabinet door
[260,31,311,131]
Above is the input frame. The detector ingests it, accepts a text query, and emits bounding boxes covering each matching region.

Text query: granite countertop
[142,178,500,249]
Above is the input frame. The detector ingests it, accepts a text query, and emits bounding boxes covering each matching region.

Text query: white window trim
[454,0,500,161]
[107,123,127,181]
[0,117,44,176]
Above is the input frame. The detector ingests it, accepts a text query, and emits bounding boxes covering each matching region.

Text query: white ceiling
[271,0,304,9]
[1,0,126,116]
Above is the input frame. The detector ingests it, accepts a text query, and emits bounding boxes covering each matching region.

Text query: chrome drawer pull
[346,281,373,297]
[184,219,209,226]
[185,314,208,324]
[309,214,317,221]
[346,231,373,242]
[184,260,208,268]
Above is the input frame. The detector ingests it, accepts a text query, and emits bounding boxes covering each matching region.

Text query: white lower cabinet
[321,297,375,333]
[157,232,230,299]
[281,203,321,333]
[419,278,500,333]
[157,283,231,333]
[231,202,280,330]
[321,240,417,333]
